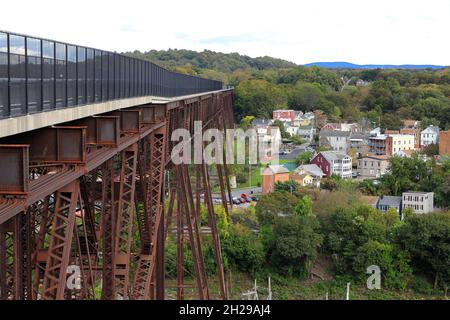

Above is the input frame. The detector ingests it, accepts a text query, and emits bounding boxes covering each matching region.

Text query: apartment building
[402,191,434,214]
[357,155,390,178]
[386,129,422,149]
[311,151,352,179]
[368,134,415,156]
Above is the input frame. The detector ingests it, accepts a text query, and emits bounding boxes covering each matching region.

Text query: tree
[272,119,290,139]
[294,195,313,216]
[397,212,450,292]
[353,240,412,290]
[295,151,313,166]
[271,215,323,276]
[239,115,255,130]
[255,192,299,225]
[234,79,287,120]
[274,180,300,193]
[380,113,403,130]
[222,224,265,274]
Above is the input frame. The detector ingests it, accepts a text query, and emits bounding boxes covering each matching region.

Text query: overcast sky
[2,0,449,65]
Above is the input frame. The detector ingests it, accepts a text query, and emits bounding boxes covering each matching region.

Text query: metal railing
[0,30,223,119]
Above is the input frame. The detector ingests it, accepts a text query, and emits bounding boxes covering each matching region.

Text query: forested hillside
[126,49,450,131]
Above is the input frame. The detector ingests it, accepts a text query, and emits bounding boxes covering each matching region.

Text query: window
[101,51,108,101]
[27,37,42,113]
[42,40,55,110]
[94,50,102,102]
[67,45,77,106]
[86,48,94,103]
[0,32,7,118]
[77,47,86,104]
[9,35,26,115]
[55,43,66,108]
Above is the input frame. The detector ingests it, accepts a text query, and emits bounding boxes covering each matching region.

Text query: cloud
[0,0,449,65]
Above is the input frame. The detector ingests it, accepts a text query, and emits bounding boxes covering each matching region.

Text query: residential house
[376,196,402,213]
[321,123,360,133]
[254,125,281,161]
[421,125,440,147]
[290,173,314,187]
[273,109,296,123]
[357,155,390,178]
[261,165,290,194]
[439,130,450,155]
[402,191,434,214]
[319,130,351,152]
[252,118,273,127]
[310,151,353,179]
[293,112,315,127]
[292,164,324,187]
[297,126,315,143]
[285,125,299,137]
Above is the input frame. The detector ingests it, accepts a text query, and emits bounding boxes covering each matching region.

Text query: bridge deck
[0,89,227,138]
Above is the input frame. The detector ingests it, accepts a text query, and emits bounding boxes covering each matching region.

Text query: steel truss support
[199,163,228,299]
[132,127,167,299]
[175,164,209,300]
[41,180,80,300]
[101,158,116,299]
[113,144,138,299]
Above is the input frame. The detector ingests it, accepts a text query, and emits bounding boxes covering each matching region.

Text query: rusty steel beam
[41,180,80,300]
[176,164,209,300]
[0,145,29,196]
[113,144,138,299]
[70,116,120,147]
[100,158,116,300]
[132,127,167,299]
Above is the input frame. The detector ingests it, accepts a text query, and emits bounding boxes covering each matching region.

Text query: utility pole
[267,277,272,300]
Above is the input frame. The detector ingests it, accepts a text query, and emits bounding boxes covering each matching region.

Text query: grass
[166,271,446,300]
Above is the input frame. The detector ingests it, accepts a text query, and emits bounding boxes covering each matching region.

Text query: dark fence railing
[0,30,223,119]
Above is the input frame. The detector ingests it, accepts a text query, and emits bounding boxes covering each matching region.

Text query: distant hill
[304,62,446,69]
[125,49,297,73]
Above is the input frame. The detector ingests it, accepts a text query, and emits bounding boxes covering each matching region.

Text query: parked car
[251,196,258,202]
[232,197,241,205]
[239,198,250,203]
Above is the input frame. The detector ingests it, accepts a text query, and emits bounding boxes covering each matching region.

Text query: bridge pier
[0,90,235,300]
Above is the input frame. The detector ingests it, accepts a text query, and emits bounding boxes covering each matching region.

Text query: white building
[297,126,315,143]
[421,125,440,147]
[319,130,351,152]
[402,191,434,214]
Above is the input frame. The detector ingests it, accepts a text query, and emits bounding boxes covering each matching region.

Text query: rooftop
[377,196,402,207]
[263,165,290,175]
[403,191,434,195]
[319,130,351,137]
[294,164,325,177]
[319,151,349,162]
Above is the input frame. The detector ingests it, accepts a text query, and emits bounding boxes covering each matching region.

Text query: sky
[1,0,449,65]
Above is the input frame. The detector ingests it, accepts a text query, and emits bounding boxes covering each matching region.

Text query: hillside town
[240,109,450,217]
